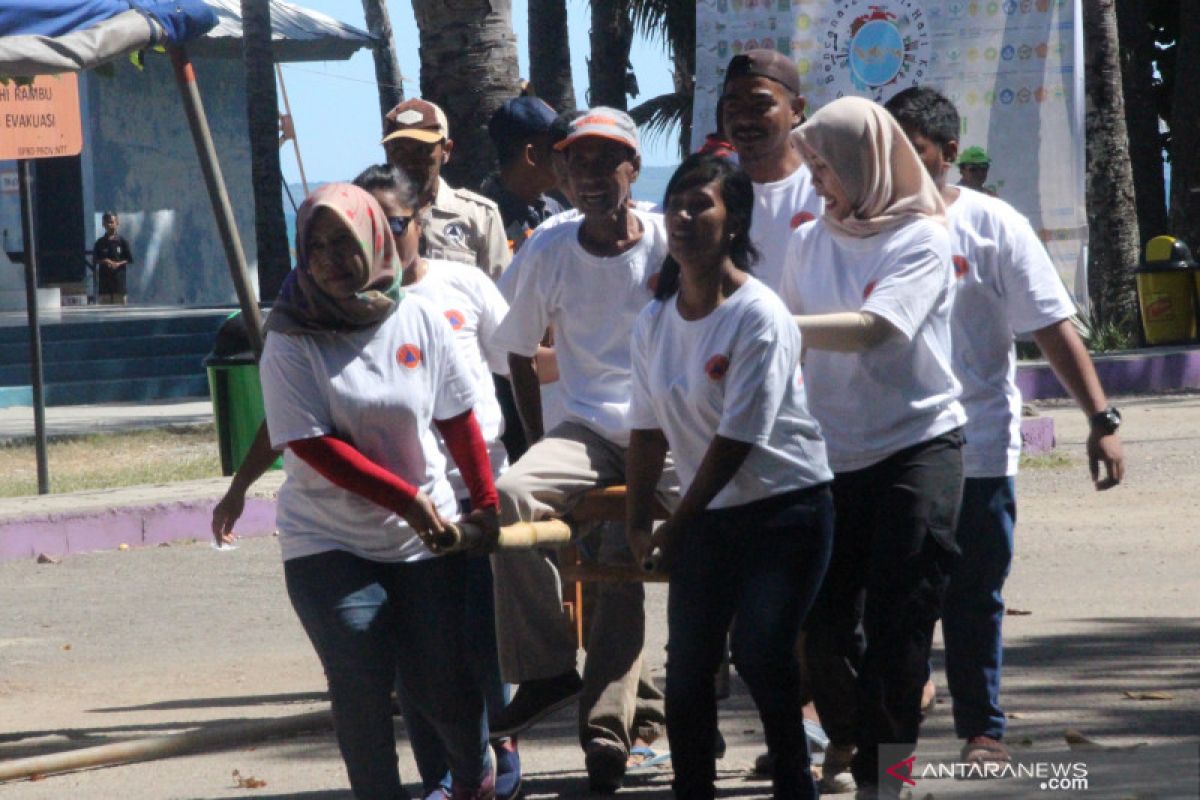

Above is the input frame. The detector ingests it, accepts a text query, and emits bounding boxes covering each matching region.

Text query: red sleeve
[434,410,499,511]
[289,435,417,515]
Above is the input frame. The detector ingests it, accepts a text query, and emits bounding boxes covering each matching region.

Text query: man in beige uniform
[382,98,511,279]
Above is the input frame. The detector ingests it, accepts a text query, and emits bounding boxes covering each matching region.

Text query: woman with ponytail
[626,153,834,799]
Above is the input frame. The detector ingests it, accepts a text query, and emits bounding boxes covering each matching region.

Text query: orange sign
[0,74,83,160]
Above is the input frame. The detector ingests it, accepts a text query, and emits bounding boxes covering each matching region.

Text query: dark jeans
[397,550,510,794]
[285,549,489,800]
[804,429,963,791]
[943,476,1016,741]
[666,486,834,800]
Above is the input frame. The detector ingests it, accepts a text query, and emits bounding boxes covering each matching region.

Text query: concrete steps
[0,308,232,407]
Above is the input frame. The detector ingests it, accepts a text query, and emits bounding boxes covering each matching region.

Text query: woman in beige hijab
[777,96,966,799]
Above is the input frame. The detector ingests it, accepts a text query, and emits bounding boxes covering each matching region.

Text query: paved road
[1,398,1198,798]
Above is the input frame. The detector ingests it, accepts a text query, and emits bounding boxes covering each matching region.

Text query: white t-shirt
[492,209,669,446]
[947,188,1076,477]
[630,278,832,508]
[407,258,511,497]
[750,164,823,291]
[261,296,475,563]
[780,217,966,472]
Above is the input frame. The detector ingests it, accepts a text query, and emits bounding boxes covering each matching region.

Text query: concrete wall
[85,54,261,305]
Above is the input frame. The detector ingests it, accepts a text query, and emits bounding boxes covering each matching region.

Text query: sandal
[627,745,672,771]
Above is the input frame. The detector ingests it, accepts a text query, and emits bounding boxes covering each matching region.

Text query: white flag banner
[694,0,1088,305]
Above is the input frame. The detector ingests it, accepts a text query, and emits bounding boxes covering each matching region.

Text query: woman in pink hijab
[261,183,501,799]
[777,96,966,799]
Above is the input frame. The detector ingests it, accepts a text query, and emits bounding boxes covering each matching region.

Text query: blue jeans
[398,551,509,794]
[285,549,490,800]
[666,486,834,800]
[942,476,1016,740]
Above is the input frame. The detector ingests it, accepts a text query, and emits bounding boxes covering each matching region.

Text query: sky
[274,0,680,185]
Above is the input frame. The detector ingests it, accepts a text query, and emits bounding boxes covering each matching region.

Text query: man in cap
[382,98,511,279]
[481,96,565,255]
[957,145,996,195]
[720,48,823,292]
[488,107,673,794]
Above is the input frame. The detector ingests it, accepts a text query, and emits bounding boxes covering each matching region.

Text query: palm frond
[630,90,692,155]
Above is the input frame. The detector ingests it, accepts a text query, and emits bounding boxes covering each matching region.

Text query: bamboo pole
[0,710,332,783]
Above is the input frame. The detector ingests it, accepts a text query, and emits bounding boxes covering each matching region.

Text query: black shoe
[584,738,626,794]
[490,670,583,738]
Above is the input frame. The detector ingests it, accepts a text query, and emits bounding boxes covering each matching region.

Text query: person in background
[885,86,1124,769]
[488,108,672,794]
[480,96,564,255]
[627,153,833,800]
[259,182,499,799]
[93,211,134,305]
[382,98,511,279]
[956,146,996,196]
[696,97,738,162]
[779,96,966,798]
[720,49,822,291]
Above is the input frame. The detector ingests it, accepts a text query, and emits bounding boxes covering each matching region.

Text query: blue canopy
[0,1,216,43]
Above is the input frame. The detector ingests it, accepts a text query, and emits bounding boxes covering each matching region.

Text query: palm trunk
[1115,0,1168,245]
[529,0,575,112]
[1083,0,1140,329]
[1169,0,1200,251]
[241,0,290,301]
[589,0,634,110]
[361,0,405,124]
[411,0,521,190]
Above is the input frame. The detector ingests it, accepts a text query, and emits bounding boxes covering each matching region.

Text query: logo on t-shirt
[863,280,877,300]
[705,354,731,381]
[952,255,970,279]
[444,309,466,330]
[396,344,423,369]
[790,211,816,229]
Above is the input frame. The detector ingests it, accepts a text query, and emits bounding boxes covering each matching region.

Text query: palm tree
[589,0,635,110]
[410,0,521,190]
[627,0,695,157]
[361,0,405,124]
[528,0,575,112]
[241,0,290,301]
[1083,0,1140,330]
[1116,0,1168,244]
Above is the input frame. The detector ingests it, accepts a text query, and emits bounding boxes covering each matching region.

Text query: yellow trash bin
[1136,236,1197,346]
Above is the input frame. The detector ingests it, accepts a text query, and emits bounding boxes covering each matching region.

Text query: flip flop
[626,745,672,771]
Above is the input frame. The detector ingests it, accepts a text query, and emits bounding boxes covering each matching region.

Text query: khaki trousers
[491,421,677,750]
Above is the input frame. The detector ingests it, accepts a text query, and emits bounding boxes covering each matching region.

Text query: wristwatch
[1089,406,1121,435]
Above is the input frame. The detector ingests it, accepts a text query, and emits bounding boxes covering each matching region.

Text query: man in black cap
[721,49,823,293]
[481,96,565,255]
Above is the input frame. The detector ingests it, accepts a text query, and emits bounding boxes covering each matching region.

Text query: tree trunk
[361,0,405,125]
[528,0,575,112]
[1083,0,1141,329]
[1116,0,1168,245]
[411,0,521,191]
[241,0,290,301]
[1169,0,1200,251]
[589,0,634,109]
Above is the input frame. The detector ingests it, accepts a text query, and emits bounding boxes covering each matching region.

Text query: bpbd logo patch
[705,354,731,381]
[444,309,466,331]
[396,343,423,369]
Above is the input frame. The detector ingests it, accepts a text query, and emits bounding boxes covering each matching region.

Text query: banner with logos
[694,0,1087,304]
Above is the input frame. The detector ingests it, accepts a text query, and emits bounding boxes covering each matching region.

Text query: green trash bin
[205,313,281,477]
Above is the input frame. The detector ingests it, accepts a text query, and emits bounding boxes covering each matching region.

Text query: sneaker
[584,738,627,794]
[818,742,857,794]
[423,790,451,800]
[451,766,496,800]
[490,670,583,738]
[494,738,522,800]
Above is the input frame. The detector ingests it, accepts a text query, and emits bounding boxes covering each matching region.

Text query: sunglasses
[387,215,414,236]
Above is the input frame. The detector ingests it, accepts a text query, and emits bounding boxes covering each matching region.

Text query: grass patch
[1019,450,1076,470]
[0,425,221,498]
